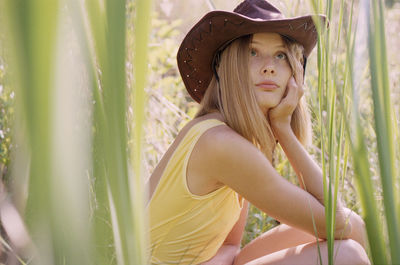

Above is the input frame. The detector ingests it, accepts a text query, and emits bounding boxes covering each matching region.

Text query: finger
[280,76,295,100]
[293,66,304,86]
[281,77,304,111]
[281,77,298,104]
[282,75,297,98]
[290,76,304,99]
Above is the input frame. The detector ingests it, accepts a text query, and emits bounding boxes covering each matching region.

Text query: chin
[262,102,280,111]
[258,105,273,115]
[255,97,281,113]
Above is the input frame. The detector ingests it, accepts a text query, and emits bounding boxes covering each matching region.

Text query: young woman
[147,0,370,264]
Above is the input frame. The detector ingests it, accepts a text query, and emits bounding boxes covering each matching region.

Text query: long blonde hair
[195,34,311,161]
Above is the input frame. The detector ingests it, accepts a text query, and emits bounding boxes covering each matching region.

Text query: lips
[256,80,279,90]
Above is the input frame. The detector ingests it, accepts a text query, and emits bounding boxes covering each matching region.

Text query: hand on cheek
[268,76,304,130]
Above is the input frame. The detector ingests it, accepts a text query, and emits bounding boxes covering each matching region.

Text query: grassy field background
[0,0,399,264]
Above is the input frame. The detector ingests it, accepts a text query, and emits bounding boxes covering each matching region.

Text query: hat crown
[233,0,285,20]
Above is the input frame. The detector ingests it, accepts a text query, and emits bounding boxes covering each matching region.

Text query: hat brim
[177,11,327,103]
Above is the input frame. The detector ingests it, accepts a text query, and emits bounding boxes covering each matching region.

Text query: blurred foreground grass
[0,0,398,264]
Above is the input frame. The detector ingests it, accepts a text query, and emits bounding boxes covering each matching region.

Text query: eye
[276,52,287,60]
[250,48,257,57]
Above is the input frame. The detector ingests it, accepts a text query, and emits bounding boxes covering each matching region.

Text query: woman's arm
[271,122,348,215]
[269,77,325,203]
[271,121,350,233]
[273,123,336,205]
[191,124,350,240]
[191,77,351,240]
[268,76,350,236]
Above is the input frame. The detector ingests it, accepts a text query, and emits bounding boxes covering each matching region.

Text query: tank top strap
[177,119,226,166]
[149,118,226,205]
[167,118,226,181]
[185,119,226,141]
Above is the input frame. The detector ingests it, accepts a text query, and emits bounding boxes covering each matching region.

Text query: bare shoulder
[198,123,258,154]
[189,121,284,216]
[191,119,333,237]
[192,123,271,182]
[196,124,259,160]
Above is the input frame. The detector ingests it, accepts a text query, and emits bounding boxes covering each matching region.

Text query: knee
[338,239,370,265]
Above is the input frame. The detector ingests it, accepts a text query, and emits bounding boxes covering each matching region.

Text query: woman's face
[249,32,292,114]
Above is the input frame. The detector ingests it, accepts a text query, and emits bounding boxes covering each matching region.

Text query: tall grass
[308,0,351,263]
[1,0,152,263]
[85,0,137,263]
[361,0,399,263]
[310,0,400,264]
[132,0,153,263]
[1,0,399,264]
[343,0,400,263]
[2,0,92,263]
[342,0,388,262]
[367,0,400,261]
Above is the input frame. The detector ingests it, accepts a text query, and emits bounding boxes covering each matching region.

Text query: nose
[261,59,276,75]
[261,64,275,75]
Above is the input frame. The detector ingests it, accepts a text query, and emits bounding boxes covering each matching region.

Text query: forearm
[274,124,325,202]
[201,244,240,265]
[274,123,351,236]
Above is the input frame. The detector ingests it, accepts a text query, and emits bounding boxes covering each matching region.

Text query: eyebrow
[250,41,286,49]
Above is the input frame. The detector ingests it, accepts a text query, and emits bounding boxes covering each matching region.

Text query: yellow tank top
[148,119,244,264]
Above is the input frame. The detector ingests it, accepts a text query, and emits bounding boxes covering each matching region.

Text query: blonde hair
[195,34,311,161]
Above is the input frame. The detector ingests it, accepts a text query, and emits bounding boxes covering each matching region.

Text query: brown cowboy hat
[177,0,327,103]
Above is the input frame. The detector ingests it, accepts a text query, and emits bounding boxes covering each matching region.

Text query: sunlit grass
[339,0,400,264]
[0,0,399,264]
[365,0,400,262]
[1,0,152,263]
[341,0,388,260]
[309,0,399,264]
[308,0,348,263]
[132,0,153,263]
[1,0,94,263]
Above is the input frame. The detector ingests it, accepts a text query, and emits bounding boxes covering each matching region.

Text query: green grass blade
[348,120,387,264]
[367,0,400,262]
[81,1,115,263]
[311,1,338,263]
[86,0,142,263]
[327,87,335,265]
[132,0,153,263]
[341,0,388,262]
[5,0,57,263]
[3,0,94,263]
